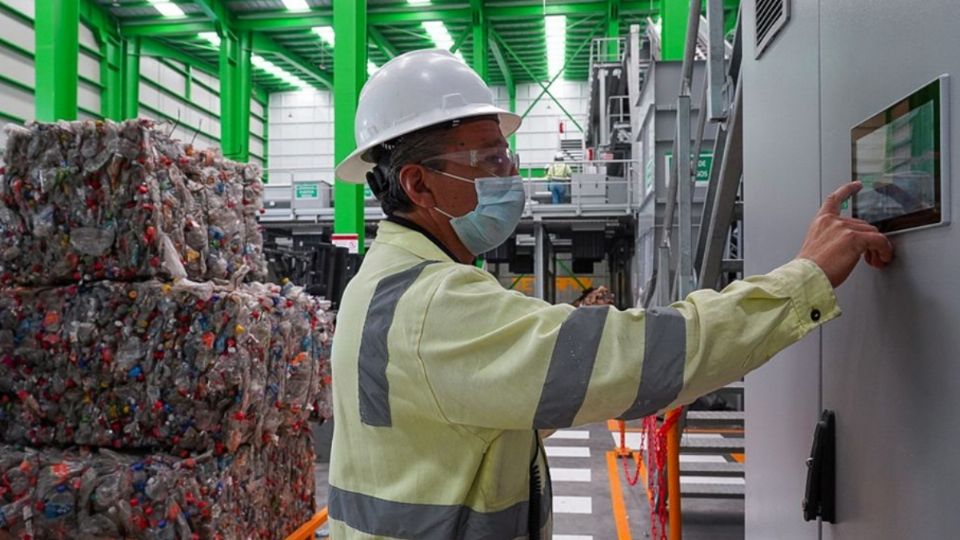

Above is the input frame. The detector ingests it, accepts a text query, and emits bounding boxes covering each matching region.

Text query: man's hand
[796,182,895,288]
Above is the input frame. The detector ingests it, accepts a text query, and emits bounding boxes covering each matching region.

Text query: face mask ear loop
[432,206,457,220]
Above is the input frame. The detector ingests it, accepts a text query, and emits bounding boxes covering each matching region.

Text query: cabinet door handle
[802,409,836,523]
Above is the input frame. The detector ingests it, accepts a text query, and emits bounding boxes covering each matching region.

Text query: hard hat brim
[334,107,522,184]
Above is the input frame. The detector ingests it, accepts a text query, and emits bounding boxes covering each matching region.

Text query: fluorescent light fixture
[367,60,379,77]
[312,26,335,47]
[146,0,185,17]
[422,20,454,50]
[281,0,310,11]
[252,53,311,89]
[198,32,221,47]
[407,0,431,5]
[545,15,566,79]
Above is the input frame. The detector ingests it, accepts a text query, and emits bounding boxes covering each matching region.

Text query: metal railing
[608,95,631,126]
[258,160,644,223]
[519,159,642,217]
[590,36,627,68]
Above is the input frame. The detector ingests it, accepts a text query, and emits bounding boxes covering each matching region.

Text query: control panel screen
[851,77,948,233]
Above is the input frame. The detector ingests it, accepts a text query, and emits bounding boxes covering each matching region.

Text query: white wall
[495,80,589,168]
[264,81,588,187]
[139,57,221,151]
[0,0,35,153]
[267,89,335,186]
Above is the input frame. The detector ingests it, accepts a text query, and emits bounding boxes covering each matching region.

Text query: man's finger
[837,217,878,232]
[856,231,894,261]
[819,181,863,216]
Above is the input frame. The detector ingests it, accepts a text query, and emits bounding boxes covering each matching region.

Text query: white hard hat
[335,49,522,184]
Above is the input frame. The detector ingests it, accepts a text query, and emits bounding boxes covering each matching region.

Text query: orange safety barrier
[285,507,329,540]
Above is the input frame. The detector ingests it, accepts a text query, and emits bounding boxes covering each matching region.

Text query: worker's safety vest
[328,220,838,539]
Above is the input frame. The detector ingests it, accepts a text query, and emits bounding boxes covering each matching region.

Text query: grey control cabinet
[743,1,960,538]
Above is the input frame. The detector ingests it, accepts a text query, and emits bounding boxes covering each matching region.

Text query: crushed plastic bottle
[0,436,316,539]
[0,120,267,286]
[0,280,333,452]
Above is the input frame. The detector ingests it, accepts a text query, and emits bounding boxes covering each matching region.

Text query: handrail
[285,507,329,540]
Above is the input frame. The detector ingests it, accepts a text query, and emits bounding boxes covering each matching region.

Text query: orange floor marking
[731,453,746,463]
[606,451,633,540]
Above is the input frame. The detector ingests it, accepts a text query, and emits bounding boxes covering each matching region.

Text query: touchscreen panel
[851,77,947,233]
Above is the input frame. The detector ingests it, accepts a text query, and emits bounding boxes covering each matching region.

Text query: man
[545,152,572,204]
[328,49,894,539]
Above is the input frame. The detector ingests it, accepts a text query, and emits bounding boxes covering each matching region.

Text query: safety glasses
[422,147,519,178]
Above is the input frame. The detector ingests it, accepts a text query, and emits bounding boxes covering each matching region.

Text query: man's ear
[398,164,438,209]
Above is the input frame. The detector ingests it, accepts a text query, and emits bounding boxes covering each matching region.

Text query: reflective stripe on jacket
[329,220,839,539]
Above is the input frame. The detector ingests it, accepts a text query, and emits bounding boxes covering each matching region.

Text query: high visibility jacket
[545,162,573,180]
[328,220,839,539]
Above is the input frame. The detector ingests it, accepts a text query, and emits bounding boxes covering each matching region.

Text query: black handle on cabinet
[802,409,836,523]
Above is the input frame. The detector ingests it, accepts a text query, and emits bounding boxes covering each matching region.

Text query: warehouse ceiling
[97,0,736,93]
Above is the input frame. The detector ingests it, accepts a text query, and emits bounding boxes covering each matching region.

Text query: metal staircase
[639,0,747,512]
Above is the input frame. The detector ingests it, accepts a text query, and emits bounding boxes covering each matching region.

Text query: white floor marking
[680,476,746,485]
[550,468,592,482]
[545,446,591,458]
[679,455,727,463]
[548,430,590,440]
[553,496,593,514]
[608,432,646,449]
[553,535,594,540]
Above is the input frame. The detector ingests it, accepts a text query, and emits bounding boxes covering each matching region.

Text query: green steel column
[607,0,621,60]
[508,80,517,151]
[219,29,241,159]
[238,30,253,161]
[121,37,141,119]
[35,0,79,121]
[100,34,123,120]
[184,65,193,101]
[470,0,488,80]
[660,0,689,61]
[333,0,367,251]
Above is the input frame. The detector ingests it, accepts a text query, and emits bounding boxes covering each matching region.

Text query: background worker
[546,152,573,204]
[328,49,894,539]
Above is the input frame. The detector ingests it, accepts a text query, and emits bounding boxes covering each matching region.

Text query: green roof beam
[368,26,398,60]
[450,25,471,54]
[120,20,216,37]
[235,11,332,31]
[251,33,333,90]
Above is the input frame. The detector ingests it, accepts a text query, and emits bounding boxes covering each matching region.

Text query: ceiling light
[422,20,454,50]
[282,0,310,11]
[312,26,335,47]
[252,54,311,90]
[146,0,185,17]
[545,15,566,79]
[407,0,431,5]
[198,32,221,47]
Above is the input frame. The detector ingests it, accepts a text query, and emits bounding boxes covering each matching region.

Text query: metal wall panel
[819,0,960,538]
[741,0,823,538]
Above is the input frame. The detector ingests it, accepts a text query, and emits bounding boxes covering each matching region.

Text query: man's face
[424,119,512,217]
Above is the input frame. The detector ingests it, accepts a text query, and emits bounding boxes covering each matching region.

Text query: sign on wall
[664,151,715,183]
[295,183,319,199]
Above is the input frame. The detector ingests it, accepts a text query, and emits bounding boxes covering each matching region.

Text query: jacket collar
[375,218,458,263]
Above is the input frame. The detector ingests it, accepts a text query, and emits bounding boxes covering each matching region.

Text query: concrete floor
[311,420,744,539]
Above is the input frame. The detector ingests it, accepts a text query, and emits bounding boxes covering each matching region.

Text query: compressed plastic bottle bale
[0,280,332,453]
[0,434,316,540]
[0,119,267,286]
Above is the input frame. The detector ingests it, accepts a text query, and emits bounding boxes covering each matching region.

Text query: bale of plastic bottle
[0,433,316,539]
[0,279,333,453]
[0,119,267,286]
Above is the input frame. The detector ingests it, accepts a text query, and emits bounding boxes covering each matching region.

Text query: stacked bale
[0,120,332,539]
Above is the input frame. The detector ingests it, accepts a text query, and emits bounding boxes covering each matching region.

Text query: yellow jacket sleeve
[416,258,838,430]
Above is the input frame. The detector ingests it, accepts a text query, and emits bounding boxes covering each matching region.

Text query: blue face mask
[432,172,526,256]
